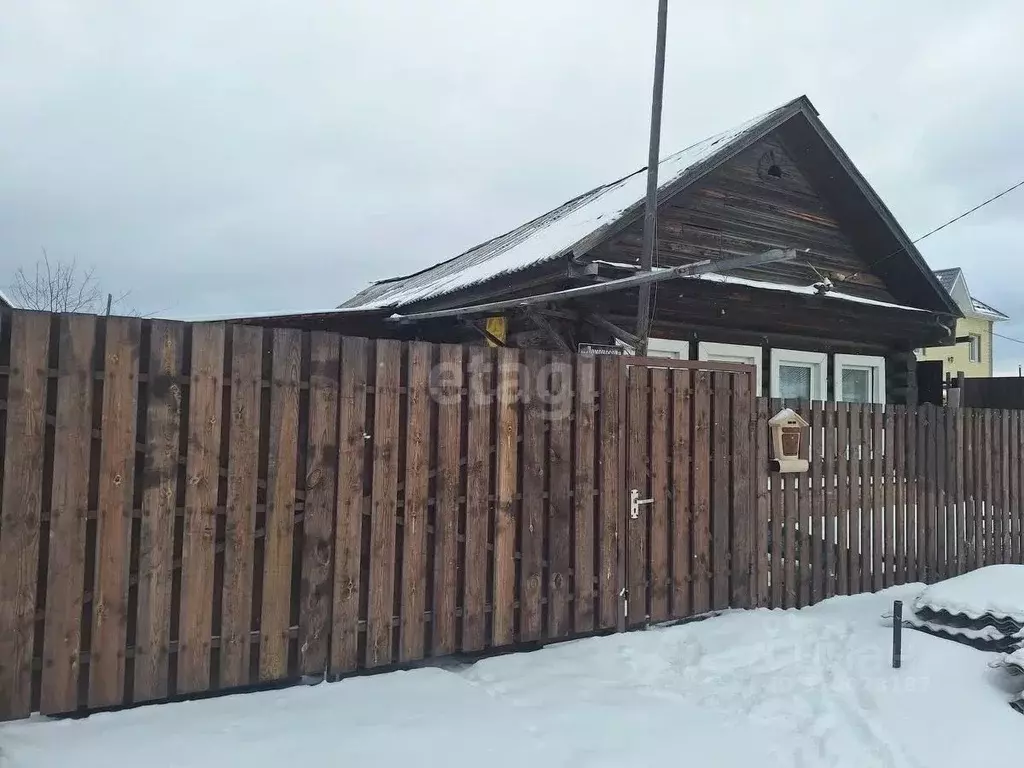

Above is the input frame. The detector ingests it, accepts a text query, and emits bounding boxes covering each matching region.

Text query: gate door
[623,358,756,628]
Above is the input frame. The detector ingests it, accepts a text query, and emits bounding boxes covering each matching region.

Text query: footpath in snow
[2,586,1022,768]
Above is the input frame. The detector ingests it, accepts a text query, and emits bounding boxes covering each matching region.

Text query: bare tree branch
[9,251,132,314]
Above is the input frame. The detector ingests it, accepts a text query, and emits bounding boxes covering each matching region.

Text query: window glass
[778,364,811,400]
[969,334,982,363]
[841,367,871,403]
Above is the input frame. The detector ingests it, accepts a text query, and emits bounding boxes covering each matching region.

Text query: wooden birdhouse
[768,408,809,473]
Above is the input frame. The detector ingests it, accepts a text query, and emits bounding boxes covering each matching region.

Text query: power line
[838,176,1024,286]
[993,330,1024,348]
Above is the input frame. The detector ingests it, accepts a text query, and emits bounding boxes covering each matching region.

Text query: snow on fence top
[914,565,1024,624]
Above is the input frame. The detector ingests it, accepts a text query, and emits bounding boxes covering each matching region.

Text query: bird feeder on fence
[769,408,809,473]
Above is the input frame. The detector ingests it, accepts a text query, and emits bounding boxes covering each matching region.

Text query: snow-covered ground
[2,586,1022,768]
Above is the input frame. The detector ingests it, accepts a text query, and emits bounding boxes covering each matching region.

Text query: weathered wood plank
[893,406,906,585]
[463,346,492,651]
[220,325,262,689]
[626,366,649,627]
[882,406,894,589]
[711,371,730,611]
[365,339,401,668]
[730,373,752,609]
[492,348,519,646]
[1000,410,1011,563]
[89,316,141,709]
[0,312,50,720]
[935,407,948,581]
[797,401,811,608]
[648,368,670,622]
[41,314,96,714]
[547,354,572,639]
[134,321,183,703]
[823,402,837,598]
[847,403,862,595]
[574,357,596,633]
[597,357,621,629]
[952,407,964,575]
[925,406,939,580]
[905,407,918,584]
[330,336,368,675]
[672,369,693,616]
[1012,410,1022,565]
[398,341,430,663]
[769,397,784,606]
[978,409,989,567]
[963,409,976,573]
[691,372,712,614]
[835,403,850,595]
[432,344,462,655]
[916,406,929,581]
[259,329,301,681]
[298,332,341,675]
[810,400,824,603]
[872,405,883,591]
[859,405,872,593]
[520,350,546,641]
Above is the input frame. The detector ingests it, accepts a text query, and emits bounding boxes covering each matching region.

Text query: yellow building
[917,267,1008,378]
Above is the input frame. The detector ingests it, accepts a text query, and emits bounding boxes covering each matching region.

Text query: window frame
[698,341,763,393]
[769,348,827,401]
[645,337,690,360]
[968,334,982,363]
[834,353,886,405]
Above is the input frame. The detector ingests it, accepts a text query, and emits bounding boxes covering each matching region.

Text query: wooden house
[265,96,961,405]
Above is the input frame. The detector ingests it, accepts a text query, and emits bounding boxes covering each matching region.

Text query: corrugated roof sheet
[932,267,961,293]
[341,98,803,310]
[930,267,1007,320]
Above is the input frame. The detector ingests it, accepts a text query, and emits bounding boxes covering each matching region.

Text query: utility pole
[634,0,669,356]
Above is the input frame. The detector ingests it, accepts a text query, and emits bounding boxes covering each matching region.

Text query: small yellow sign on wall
[485,316,507,347]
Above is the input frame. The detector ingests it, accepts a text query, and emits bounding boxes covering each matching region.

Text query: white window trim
[646,337,690,360]
[770,348,827,400]
[698,341,763,393]
[835,354,886,405]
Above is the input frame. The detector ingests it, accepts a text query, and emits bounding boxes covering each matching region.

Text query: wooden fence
[761,400,1024,609]
[0,309,1021,722]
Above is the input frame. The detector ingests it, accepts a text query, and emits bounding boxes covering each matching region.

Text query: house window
[835,354,886,404]
[646,338,689,360]
[968,334,982,363]
[698,342,763,393]
[770,349,827,401]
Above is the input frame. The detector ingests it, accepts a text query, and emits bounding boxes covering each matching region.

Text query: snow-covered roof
[930,267,1007,320]
[341,98,809,311]
[0,288,15,309]
[932,267,960,293]
[970,297,1008,321]
[696,273,927,312]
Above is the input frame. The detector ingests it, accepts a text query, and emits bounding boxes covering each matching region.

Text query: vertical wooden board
[905,408,918,584]
[847,404,861,595]
[823,402,837,599]
[546,355,572,640]
[330,337,368,674]
[573,357,596,633]
[597,357,621,629]
[462,346,492,651]
[134,321,183,703]
[298,332,341,675]
[41,314,96,715]
[858,405,871,594]
[711,372,730,611]
[431,345,462,655]
[177,323,224,695]
[691,372,712,614]
[769,398,784,607]
[1012,410,1022,565]
[893,407,906,586]
[89,317,141,709]
[730,373,752,609]
[963,410,976,572]
[882,406,894,589]
[259,330,301,681]
[647,368,670,622]
[917,407,930,581]
[871,406,884,592]
[935,408,948,581]
[626,366,649,627]
[926,406,940,581]
[364,339,400,668]
[796,402,811,608]
[951,408,963,575]
[988,410,1000,567]
[810,401,824,604]
[835,404,850,595]
[492,349,519,646]
[520,350,546,641]
[1000,410,1011,563]
[0,312,50,720]
[672,370,693,616]
[219,325,262,689]
[398,342,430,662]
[979,409,990,567]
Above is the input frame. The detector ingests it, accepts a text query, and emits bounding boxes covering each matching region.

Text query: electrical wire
[837,176,1024,286]
[993,330,1024,348]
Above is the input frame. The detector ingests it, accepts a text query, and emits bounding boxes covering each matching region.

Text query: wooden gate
[622,358,757,627]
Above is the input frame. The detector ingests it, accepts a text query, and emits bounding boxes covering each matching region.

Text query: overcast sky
[1,1,1023,369]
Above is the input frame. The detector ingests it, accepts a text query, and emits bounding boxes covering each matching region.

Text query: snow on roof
[914,564,1024,624]
[696,272,927,312]
[0,288,16,308]
[341,98,807,311]
[970,297,1008,321]
[932,267,961,293]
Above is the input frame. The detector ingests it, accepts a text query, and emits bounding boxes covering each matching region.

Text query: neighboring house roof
[341,95,957,316]
[0,288,15,309]
[931,267,1007,321]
